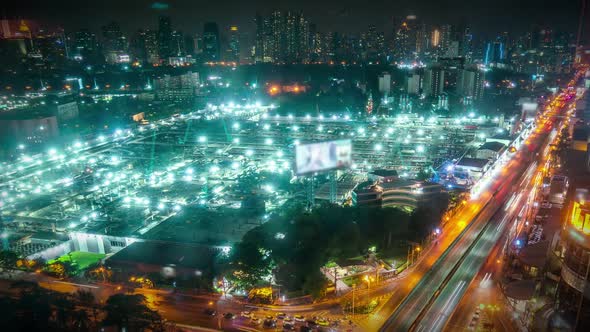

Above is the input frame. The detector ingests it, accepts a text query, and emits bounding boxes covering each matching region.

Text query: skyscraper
[457,66,484,100]
[394,20,412,62]
[131,29,159,64]
[423,66,445,98]
[227,26,240,63]
[202,22,220,62]
[101,21,127,63]
[254,11,309,64]
[72,29,98,61]
[158,16,173,60]
[439,24,453,57]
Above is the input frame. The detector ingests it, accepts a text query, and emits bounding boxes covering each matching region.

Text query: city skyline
[2,0,582,36]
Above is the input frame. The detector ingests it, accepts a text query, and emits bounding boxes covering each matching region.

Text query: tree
[47,261,71,278]
[103,293,162,331]
[53,294,75,329]
[74,289,98,325]
[0,250,18,270]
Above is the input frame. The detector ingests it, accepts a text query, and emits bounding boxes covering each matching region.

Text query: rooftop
[518,240,549,268]
[478,141,506,152]
[370,169,399,177]
[456,157,490,169]
[107,241,217,270]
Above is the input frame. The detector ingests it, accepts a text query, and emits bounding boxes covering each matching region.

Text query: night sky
[3,0,582,36]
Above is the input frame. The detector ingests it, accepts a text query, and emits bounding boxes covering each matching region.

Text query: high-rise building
[460,26,474,62]
[154,71,200,102]
[309,23,323,63]
[457,67,484,100]
[423,66,445,98]
[363,24,385,63]
[405,73,421,95]
[378,72,391,95]
[394,21,412,62]
[158,16,173,60]
[438,24,453,57]
[431,28,441,48]
[130,29,159,64]
[72,29,98,61]
[101,21,127,63]
[415,23,429,56]
[226,25,240,63]
[202,22,220,62]
[557,195,590,330]
[253,11,309,63]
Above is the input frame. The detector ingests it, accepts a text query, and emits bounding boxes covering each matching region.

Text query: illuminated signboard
[295,140,352,175]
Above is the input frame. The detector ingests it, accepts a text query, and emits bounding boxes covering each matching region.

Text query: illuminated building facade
[557,197,590,330]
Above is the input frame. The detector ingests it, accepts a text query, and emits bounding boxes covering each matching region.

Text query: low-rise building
[454,157,491,181]
[476,141,506,160]
[353,179,444,210]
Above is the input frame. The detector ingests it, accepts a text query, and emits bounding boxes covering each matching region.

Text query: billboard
[295,140,352,175]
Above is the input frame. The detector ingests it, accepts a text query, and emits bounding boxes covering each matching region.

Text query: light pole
[352,283,356,319]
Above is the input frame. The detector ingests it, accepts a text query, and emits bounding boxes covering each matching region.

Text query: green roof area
[49,251,105,274]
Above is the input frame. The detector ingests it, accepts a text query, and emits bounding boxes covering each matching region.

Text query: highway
[380,83,575,331]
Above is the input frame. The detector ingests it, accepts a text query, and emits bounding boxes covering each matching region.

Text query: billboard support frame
[306,176,315,211]
[329,171,337,203]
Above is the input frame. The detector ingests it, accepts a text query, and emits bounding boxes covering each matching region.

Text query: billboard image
[295,140,352,175]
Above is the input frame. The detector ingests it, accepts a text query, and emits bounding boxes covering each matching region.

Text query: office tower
[363,24,384,62]
[254,14,266,62]
[101,21,126,52]
[378,72,391,95]
[530,24,541,50]
[309,23,322,62]
[227,26,240,63]
[439,24,453,57]
[202,22,220,62]
[73,28,98,61]
[254,11,309,63]
[457,67,484,100]
[432,28,441,48]
[158,16,173,60]
[184,34,195,57]
[415,23,429,56]
[394,21,412,62]
[460,26,473,62]
[405,73,421,95]
[131,29,158,64]
[423,66,445,98]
